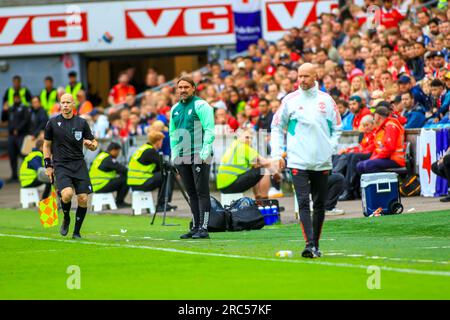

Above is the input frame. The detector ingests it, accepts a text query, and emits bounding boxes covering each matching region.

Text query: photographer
[127,130,176,211]
[89,142,129,208]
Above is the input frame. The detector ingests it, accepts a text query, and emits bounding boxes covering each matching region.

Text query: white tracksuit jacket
[270,82,342,171]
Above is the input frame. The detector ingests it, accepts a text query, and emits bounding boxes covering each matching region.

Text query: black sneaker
[192,228,210,239]
[301,243,317,258]
[439,196,450,202]
[180,228,198,239]
[314,248,322,258]
[60,218,70,237]
[72,233,82,240]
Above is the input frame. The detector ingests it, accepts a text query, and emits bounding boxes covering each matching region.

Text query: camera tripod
[150,162,190,226]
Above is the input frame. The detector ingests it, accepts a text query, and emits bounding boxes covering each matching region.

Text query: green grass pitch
[0,209,449,299]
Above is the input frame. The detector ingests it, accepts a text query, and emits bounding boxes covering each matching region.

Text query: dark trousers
[431,154,450,186]
[97,174,129,204]
[356,158,400,174]
[176,163,211,230]
[292,169,329,247]
[8,135,24,179]
[332,154,348,175]
[27,179,51,200]
[346,153,370,196]
[325,173,345,210]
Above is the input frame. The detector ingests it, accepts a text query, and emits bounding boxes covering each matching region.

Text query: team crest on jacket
[74,131,82,141]
[318,102,326,113]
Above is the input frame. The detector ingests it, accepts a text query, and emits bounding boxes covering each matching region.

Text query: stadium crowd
[3,0,450,206]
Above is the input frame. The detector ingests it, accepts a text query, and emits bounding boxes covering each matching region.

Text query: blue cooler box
[361,172,402,217]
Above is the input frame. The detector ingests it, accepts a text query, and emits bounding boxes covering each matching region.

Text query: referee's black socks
[74,207,87,235]
[61,201,71,220]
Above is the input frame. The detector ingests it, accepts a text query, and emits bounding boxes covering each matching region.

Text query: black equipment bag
[225,197,265,231]
[208,196,228,232]
[399,174,421,197]
[189,196,228,232]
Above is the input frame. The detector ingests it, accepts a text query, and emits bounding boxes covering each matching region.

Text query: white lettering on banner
[126,9,181,37]
[184,7,229,35]
[126,5,233,39]
[0,17,28,45]
[0,13,88,46]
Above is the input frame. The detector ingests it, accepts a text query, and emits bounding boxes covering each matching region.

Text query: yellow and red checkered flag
[38,186,59,228]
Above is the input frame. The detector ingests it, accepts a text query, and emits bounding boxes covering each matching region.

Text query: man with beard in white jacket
[271,63,342,258]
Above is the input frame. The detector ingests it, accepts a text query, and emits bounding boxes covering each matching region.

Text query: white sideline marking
[1,233,449,277]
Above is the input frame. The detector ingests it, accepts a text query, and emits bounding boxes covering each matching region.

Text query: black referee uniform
[44,114,94,238]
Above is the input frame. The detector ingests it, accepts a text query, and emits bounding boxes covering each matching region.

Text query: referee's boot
[301,242,318,259]
[72,233,82,240]
[180,228,198,239]
[192,228,209,239]
[60,218,70,237]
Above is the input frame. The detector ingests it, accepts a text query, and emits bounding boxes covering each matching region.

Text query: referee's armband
[44,158,53,168]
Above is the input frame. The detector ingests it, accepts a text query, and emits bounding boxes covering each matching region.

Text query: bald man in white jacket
[271,63,342,258]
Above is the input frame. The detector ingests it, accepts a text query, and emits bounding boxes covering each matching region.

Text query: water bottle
[264,205,271,224]
[271,205,279,224]
[258,206,266,224]
[276,250,293,258]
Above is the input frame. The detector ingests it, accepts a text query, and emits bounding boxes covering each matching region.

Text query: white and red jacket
[271,82,342,171]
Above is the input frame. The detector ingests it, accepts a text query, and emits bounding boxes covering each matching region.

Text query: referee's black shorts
[219,167,263,194]
[54,160,92,195]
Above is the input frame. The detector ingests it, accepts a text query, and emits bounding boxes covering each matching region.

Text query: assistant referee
[43,93,98,239]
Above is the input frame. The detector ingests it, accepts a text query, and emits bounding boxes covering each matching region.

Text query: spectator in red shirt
[108,72,136,106]
[349,95,372,130]
[380,0,404,29]
[215,108,239,133]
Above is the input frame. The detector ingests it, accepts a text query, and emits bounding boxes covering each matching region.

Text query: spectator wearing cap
[356,106,405,174]
[398,75,430,111]
[349,95,371,131]
[400,91,426,128]
[91,108,109,139]
[430,51,450,79]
